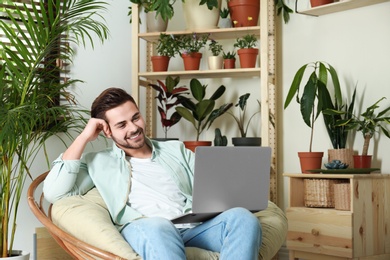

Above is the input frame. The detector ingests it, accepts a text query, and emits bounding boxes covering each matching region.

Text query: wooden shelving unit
[131,0,278,203]
[297,0,389,16]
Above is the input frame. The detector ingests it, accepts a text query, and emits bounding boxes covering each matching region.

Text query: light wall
[15,0,390,257]
[279,0,390,209]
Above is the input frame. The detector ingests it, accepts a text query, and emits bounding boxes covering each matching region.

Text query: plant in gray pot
[226,93,262,146]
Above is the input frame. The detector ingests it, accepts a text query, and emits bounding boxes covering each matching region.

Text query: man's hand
[80,118,111,143]
[62,118,111,160]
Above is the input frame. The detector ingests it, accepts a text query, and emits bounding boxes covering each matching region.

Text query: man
[44,87,262,260]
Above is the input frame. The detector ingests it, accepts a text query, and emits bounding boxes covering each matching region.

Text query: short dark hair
[91,88,137,120]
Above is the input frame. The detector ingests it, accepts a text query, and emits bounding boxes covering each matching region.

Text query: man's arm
[43,118,111,202]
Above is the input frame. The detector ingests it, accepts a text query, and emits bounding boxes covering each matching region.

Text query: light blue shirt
[43,138,195,228]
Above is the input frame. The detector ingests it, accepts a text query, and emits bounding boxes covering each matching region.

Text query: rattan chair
[28,171,125,260]
[29,171,287,260]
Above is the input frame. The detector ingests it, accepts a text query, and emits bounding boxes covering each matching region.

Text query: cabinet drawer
[286,207,352,258]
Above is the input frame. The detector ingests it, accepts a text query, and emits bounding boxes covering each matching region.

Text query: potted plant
[222,51,236,69]
[226,93,262,146]
[233,34,258,68]
[128,0,175,31]
[284,61,342,173]
[151,33,179,71]
[228,0,260,27]
[208,39,223,70]
[310,0,334,8]
[128,0,220,30]
[182,0,221,30]
[335,97,390,168]
[149,76,189,139]
[218,7,231,28]
[176,33,209,70]
[0,0,108,258]
[322,88,356,167]
[175,78,233,151]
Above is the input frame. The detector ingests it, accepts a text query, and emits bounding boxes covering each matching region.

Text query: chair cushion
[52,188,287,260]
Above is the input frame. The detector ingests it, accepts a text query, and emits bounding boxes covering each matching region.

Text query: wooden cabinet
[130,0,278,203]
[297,0,389,16]
[284,173,390,260]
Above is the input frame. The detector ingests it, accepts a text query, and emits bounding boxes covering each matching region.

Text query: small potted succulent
[218,7,231,28]
[176,33,209,70]
[226,93,262,146]
[233,34,258,68]
[151,33,179,72]
[175,78,233,151]
[208,39,223,70]
[222,50,236,69]
[149,76,189,139]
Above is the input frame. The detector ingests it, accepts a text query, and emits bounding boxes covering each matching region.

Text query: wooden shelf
[298,0,389,16]
[138,68,261,81]
[139,26,261,42]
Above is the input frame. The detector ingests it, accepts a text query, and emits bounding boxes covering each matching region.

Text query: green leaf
[190,78,205,102]
[300,73,317,127]
[284,64,308,108]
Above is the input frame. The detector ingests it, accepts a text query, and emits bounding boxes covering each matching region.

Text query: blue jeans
[120,207,262,260]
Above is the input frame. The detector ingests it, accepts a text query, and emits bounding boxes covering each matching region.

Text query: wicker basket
[304,179,340,208]
[334,183,351,211]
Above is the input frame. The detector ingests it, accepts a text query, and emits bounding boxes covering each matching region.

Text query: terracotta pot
[228,0,260,27]
[310,0,334,8]
[353,155,372,169]
[146,11,168,32]
[298,152,324,174]
[184,141,212,152]
[151,56,170,72]
[182,0,221,30]
[327,148,354,168]
[181,52,202,70]
[208,56,223,70]
[223,58,236,69]
[237,48,258,68]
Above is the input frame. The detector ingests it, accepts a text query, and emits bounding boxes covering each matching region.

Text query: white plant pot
[208,56,223,70]
[182,0,221,30]
[146,11,168,32]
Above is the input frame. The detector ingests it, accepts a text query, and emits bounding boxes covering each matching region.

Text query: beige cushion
[52,188,287,260]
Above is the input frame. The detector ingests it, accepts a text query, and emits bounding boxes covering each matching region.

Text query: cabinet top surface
[283,173,389,179]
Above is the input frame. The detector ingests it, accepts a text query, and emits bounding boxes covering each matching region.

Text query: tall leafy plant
[284,61,342,152]
[0,0,109,256]
[175,78,232,141]
[149,76,189,138]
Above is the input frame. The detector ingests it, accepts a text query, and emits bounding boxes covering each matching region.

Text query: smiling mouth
[127,129,142,140]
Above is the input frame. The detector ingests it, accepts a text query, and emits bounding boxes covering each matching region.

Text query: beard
[111,127,145,150]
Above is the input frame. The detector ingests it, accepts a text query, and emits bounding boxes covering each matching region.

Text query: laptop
[171,146,271,224]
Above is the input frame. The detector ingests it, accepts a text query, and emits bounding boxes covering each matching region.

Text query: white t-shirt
[127,157,186,219]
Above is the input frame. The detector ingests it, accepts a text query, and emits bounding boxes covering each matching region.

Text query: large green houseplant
[284,61,342,173]
[0,0,108,257]
[175,78,232,151]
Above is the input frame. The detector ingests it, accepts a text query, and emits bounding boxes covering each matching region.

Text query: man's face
[105,100,146,150]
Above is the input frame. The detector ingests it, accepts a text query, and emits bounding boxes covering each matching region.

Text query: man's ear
[103,124,112,139]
